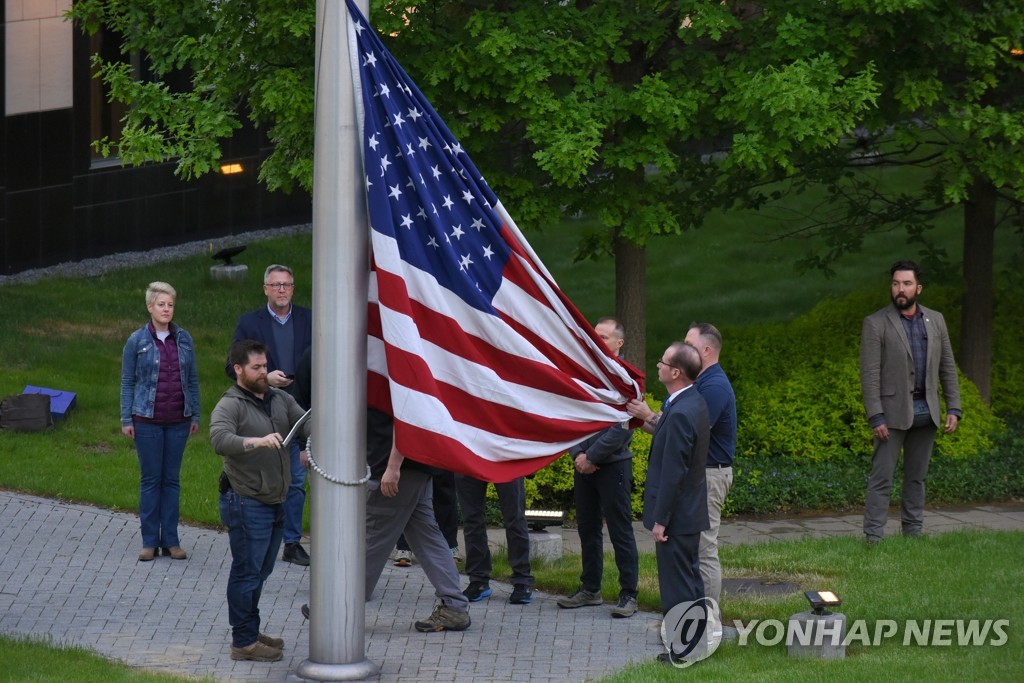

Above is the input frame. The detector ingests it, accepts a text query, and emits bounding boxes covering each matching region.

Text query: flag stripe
[386,381,599,463]
[374,268,622,405]
[394,423,562,482]
[381,342,624,442]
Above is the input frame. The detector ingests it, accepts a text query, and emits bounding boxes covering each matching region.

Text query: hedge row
[513,285,1023,517]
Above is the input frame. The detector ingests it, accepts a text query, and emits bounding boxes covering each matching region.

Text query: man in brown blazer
[860,260,962,544]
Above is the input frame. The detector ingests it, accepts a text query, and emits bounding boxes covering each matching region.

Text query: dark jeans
[574,458,639,597]
[134,420,189,548]
[220,490,284,648]
[456,474,533,586]
[283,440,306,545]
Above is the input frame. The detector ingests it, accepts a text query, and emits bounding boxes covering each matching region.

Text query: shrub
[729,287,1003,465]
[524,286,1015,518]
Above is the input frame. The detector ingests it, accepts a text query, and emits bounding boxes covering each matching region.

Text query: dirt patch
[82,442,116,454]
[723,577,800,597]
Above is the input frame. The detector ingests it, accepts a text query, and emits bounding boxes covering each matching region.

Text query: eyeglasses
[656,359,678,370]
[265,283,294,290]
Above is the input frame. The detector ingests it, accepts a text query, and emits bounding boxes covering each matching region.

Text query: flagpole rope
[305,437,372,486]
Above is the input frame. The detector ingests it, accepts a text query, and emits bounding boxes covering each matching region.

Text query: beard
[892,291,917,311]
[241,374,270,395]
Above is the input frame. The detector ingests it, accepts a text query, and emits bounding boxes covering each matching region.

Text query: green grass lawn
[0,633,214,683]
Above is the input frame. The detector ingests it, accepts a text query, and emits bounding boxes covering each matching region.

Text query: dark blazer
[859,303,961,430]
[226,305,313,380]
[643,387,710,536]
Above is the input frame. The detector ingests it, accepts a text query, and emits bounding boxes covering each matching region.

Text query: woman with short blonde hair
[120,282,200,562]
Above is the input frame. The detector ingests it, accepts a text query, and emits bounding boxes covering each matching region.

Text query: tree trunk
[960,176,996,404]
[614,234,647,373]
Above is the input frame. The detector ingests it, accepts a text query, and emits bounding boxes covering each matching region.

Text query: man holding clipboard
[211,339,312,662]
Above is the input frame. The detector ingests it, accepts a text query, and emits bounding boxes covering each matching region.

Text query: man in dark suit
[228,264,313,566]
[643,341,710,615]
[860,260,961,544]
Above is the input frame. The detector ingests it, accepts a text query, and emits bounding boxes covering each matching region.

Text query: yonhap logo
[660,597,723,667]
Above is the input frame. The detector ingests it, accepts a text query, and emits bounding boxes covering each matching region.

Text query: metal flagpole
[296,0,375,680]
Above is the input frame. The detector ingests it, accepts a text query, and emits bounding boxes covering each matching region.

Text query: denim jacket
[120,323,201,426]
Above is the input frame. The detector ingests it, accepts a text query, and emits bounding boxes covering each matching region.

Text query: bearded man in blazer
[643,341,710,614]
[860,260,961,544]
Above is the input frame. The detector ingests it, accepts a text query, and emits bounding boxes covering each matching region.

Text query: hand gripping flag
[346,1,644,482]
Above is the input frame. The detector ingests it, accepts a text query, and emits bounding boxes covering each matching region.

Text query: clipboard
[281,409,312,448]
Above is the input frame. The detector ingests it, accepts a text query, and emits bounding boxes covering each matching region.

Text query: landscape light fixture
[524,509,564,531]
[212,245,247,266]
[804,590,842,616]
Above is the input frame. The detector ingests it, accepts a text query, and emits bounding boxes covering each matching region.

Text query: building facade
[2,1,311,275]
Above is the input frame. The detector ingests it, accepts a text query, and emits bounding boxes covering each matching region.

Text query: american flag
[346,0,644,482]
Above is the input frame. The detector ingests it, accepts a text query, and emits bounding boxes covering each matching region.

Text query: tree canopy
[72,1,1024,382]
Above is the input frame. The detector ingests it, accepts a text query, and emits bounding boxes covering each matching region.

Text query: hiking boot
[414,604,471,632]
[167,546,188,560]
[257,633,284,650]
[509,584,533,605]
[557,588,602,609]
[138,547,155,562]
[610,595,638,618]
[283,542,310,566]
[230,641,283,662]
[393,549,414,567]
[463,581,492,602]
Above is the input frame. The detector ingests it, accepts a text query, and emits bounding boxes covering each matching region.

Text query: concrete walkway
[1,490,1021,682]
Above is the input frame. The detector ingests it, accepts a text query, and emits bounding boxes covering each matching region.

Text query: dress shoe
[283,542,310,566]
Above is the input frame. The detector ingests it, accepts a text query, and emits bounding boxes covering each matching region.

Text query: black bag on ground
[0,393,54,432]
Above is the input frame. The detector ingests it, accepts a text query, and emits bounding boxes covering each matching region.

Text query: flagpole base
[293,658,379,681]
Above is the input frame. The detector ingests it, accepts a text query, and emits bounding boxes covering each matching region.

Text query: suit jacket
[859,303,961,430]
[226,305,313,381]
[642,387,710,536]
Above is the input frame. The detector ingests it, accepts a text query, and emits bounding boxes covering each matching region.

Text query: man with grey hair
[628,323,736,608]
[229,264,313,566]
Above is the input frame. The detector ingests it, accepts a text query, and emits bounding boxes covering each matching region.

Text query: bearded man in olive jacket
[211,339,310,662]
